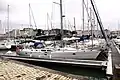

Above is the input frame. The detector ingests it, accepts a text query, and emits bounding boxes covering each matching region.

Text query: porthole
[73,53,76,55]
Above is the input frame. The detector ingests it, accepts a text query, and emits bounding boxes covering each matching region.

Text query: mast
[7,5,10,39]
[86,0,90,35]
[82,0,84,35]
[47,13,50,34]
[51,3,54,30]
[83,0,90,35]
[90,8,93,50]
[68,20,72,31]
[60,0,64,48]
[50,12,53,34]
[29,3,31,28]
[64,18,66,30]
[50,15,53,31]
[93,11,95,38]
[74,17,77,49]
[82,0,85,50]
[96,17,99,38]
[74,18,76,32]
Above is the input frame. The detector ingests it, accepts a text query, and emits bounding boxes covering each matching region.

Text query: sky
[0,0,120,33]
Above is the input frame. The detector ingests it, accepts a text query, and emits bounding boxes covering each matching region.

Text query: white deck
[106,52,113,76]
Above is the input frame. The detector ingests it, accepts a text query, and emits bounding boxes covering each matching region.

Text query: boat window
[47,50,51,51]
[36,50,38,51]
[1,44,4,45]
[73,53,76,55]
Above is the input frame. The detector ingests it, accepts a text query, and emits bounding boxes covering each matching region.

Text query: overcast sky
[0,0,120,33]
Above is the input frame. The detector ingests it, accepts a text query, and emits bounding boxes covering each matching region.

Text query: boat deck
[109,40,120,79]
[112,40,120,66]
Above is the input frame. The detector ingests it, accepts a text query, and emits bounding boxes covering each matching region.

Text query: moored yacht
[0,40,14,50]
[16,46,101,60]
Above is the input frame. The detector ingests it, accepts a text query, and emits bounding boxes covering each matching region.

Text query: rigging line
[90,0,109,46]
[29,4,37,29]
[83,0,90,20]
[83,0,90,34]
[90,8,94,50]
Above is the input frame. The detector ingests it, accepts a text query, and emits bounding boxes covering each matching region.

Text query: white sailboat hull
[18,48,100,60]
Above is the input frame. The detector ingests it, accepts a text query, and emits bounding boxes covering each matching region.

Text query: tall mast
[47,13,50,34]
[68,20,70,31]
[51,4,54,30]
[74,17,77,49]
[7,5,10,39]
[29,3,31,28]
[93,11,95,37]
[50,12,53,32]
[97,20,99,38]
[64,18,66,30]
[82,0,84,35]
[82,0,85,50]
[86,0,90,35]
[74,17,76,32]
[60,0,64,48]
[90,8,93,49]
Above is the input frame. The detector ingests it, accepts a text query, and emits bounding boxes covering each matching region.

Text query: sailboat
[0,40,11,50]
[0,5,14,50]
[0,0,113,78]
[16,0,108,64]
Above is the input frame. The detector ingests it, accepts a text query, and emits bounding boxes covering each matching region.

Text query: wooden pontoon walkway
[0,59,83,80]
